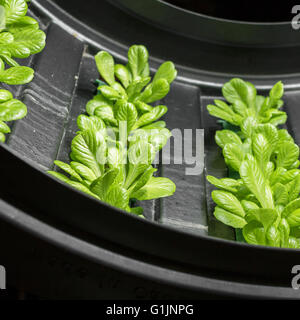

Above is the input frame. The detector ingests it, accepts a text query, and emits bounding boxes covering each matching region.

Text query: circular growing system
[1,0,300,299]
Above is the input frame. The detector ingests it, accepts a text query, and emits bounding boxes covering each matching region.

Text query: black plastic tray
[1,0,300,299]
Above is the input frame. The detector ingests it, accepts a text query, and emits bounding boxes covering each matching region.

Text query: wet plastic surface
[1,0,300,299]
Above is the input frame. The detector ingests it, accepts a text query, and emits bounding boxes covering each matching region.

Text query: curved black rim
[33,0,300,90]
[109,0,299,47]
[1,131,299,294]
[0,196,297,299]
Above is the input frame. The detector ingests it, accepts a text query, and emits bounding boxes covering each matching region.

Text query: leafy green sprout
[207,78,300,248]
[48,45,177,216]
[0,0,46,142]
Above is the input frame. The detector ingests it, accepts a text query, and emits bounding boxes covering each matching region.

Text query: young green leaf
[0,32,14,44]
[243,220,266,245]
[269,81,284,106]
[278,169,300,185]
[115,101,137,134]
[153,61,177,84]
[0,52,19,67]
[128,45,149,80]
[54,160,83,182]
[287,175,300,203]
[141,121,166,130]
[90,168,120,200]
[240,157,274,209]
[0,98,27,121]
[207,102,242,126]
[0,65,33,84]
[241,200,259,215]
[3,0,27,25]
[128,166,156,195]
[127,139,156,165]
[215,130,242,149]
[134,105,167,129]
[277,129,293,143]
[212,190,245,217]
[104,185,129,210]
[114,64,131,88]
[94,105,117,126]
[71,130,105,178]
[95,51,115,86]
[241,116,258,138]
[98,85,121,100]
[267,110,287,126]
[131,177,176,201]
[0,89,13,102]
[2,29,46,58]
[276,141,299,169]
[288,237,300,249]
[207,175,240,193]
[247,208,278,230]
[255,95,265,115]
[148,128,171,152]
[266,224,281,247]
[111,82,127,100]
[134,100,152,114]
[70,161,97,183]
[214,206,247,228]
[0,120,10,133]
[278,218,290,247]
[126,77,150,101]
[142,78,170,104]
[223,143,244,172]
[253,123,278,149]
[77,115,106,132]
[273,183,289,206]
[222,78,256,110]
[282,198,300,227]
[5,16,39,33]
[252,133,272,172]
[86,95,113,116]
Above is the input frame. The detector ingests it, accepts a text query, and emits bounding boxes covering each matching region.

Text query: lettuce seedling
[0,0,46,141]
[207,78,300,248]
[49,45,176,216]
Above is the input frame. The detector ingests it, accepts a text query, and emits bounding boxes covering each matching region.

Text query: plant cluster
[0,0,45,141]
[49,45,177,216]
[207,78,300,248]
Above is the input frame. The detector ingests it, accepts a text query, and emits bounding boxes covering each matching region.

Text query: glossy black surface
[164,0,296,22]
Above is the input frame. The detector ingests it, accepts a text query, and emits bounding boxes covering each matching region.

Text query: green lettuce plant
[49,45,176,216]
[207,78,300,248]
[0,0,46,141]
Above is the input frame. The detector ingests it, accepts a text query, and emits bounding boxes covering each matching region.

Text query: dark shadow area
[164,0,298,22]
